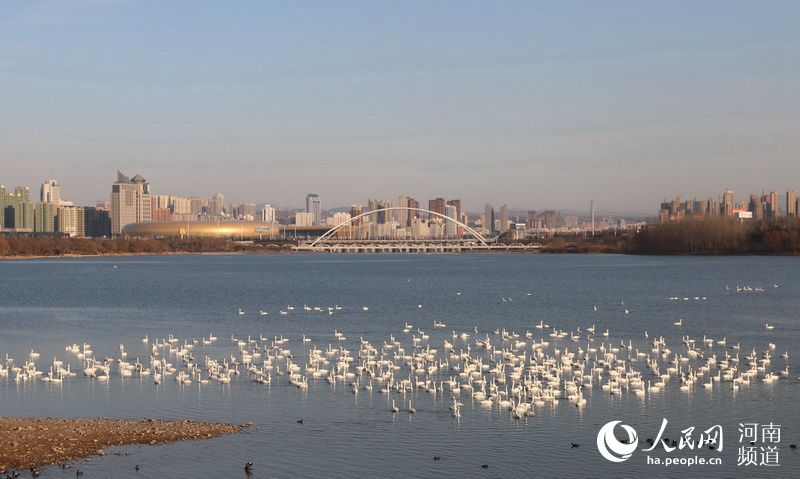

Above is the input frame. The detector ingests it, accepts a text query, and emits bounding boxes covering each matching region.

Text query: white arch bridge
[294,241,541,253]
[293,207,541,253]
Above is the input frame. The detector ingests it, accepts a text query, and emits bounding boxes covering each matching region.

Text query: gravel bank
[0,417,249,470]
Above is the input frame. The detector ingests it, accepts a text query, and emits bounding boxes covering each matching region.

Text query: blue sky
[1,1,798,213]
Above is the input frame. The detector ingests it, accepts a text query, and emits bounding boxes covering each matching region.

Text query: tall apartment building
[748,195,763,220]
[428,198,446,219]
[207,193,226,217]
[260,204,276,222]
[484,204,494,234]
[295,212,314,227]
[34,202,57,233]
[111,171,151,236]
[330,212,352,226]
[397,196,409,228]
[348,205,363,226]
[306,194,321,226]
[41,179,61,204]
[189,197,206,216]
[230,202,256,220]
[766,191,780,218]
[377,200,391,224]
[722,189,734,216]
[500,205,509,233]
[445,205,457,238]
[407,198,419,223]
[446,199,462,236]
[169,196,191,215]
[542,210,557,229]
[366,199,378,224]
[3,186,34,231]
[446,199,461,220]
[151,195,172,221]
[57,206,85,237]
[366,199,391,224]
[788,190,797,217]
[84,207,112,238]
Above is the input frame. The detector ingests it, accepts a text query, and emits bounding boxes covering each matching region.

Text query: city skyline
[2,2,798,212]
[5,171,800,218]
[6,171,800,243]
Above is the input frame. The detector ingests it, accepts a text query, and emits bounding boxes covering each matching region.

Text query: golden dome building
[122,221,281,239]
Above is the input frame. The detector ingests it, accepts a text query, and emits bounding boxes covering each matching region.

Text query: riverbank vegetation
[3,217,800,257]
[0,236,293,258]
[629,216,800,254]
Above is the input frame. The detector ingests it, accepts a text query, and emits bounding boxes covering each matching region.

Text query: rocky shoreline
[0,417,249,471]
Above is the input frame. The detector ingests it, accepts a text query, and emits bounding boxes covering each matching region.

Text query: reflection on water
[1,254,798,478]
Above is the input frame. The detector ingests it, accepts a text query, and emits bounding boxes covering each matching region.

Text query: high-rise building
[767,191,780,218]
[4,186,34,231]
[231,202,257,220]
[0,185,5,230]
[500,205,509,233]
[152,195,170,210]
[446,199,461,220]
[527,211,537,228]
[366,199,378,224]
[788,190,797,217]
[407,198,419,224]
[693,200,707,215]
[57,206,85,237]
[189,197,205,216]
[35,202,57,233]
[306,194,321,226]
[169,196,191,215]
[376,200,391,224]
[330,212,352,226]
[445,205,457,238]
[41,179,61,205]
[706,198,718,216]
[151,196,172,221]
[397,196,409,228]
[366,199,391,224]
[749,195,763,220]
[260,204,276,222]
[428,198,446,219]
[446,199,462,236]
[84,207,111,238]
[207,193,226,217]
[722,189,734,216]
[111,171,151,236]
[349,205,363,226]
[542,210,557,229]
[484,204,494,234]
[295,212,314,227]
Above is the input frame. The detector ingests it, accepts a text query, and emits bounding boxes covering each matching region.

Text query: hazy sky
[1,1,798,214]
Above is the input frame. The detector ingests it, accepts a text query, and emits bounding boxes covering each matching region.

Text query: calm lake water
[1,253,798,478]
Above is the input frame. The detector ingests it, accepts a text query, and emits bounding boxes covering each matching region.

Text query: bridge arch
[310,206,488,247]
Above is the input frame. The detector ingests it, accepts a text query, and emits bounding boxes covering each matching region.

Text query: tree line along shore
[2,217,800,257]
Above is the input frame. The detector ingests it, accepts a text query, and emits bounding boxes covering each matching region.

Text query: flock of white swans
[0,298,790,422]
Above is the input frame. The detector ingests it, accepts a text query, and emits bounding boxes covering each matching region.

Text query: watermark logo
[597,420,639,462]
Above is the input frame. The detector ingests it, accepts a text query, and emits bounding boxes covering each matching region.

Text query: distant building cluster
[659,189,798,221]
[1,181,111,238]
[2,171,639,240]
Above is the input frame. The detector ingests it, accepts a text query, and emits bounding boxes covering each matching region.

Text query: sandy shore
[0,417,249,470]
